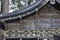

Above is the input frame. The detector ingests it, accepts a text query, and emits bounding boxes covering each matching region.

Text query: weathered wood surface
[5,4,60,30]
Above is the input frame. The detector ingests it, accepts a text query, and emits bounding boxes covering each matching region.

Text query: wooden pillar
[19,15,23,30]
[1,0,9,14]
[34,8,38,30]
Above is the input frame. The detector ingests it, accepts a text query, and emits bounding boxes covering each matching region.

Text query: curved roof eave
[0,0,49,22]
